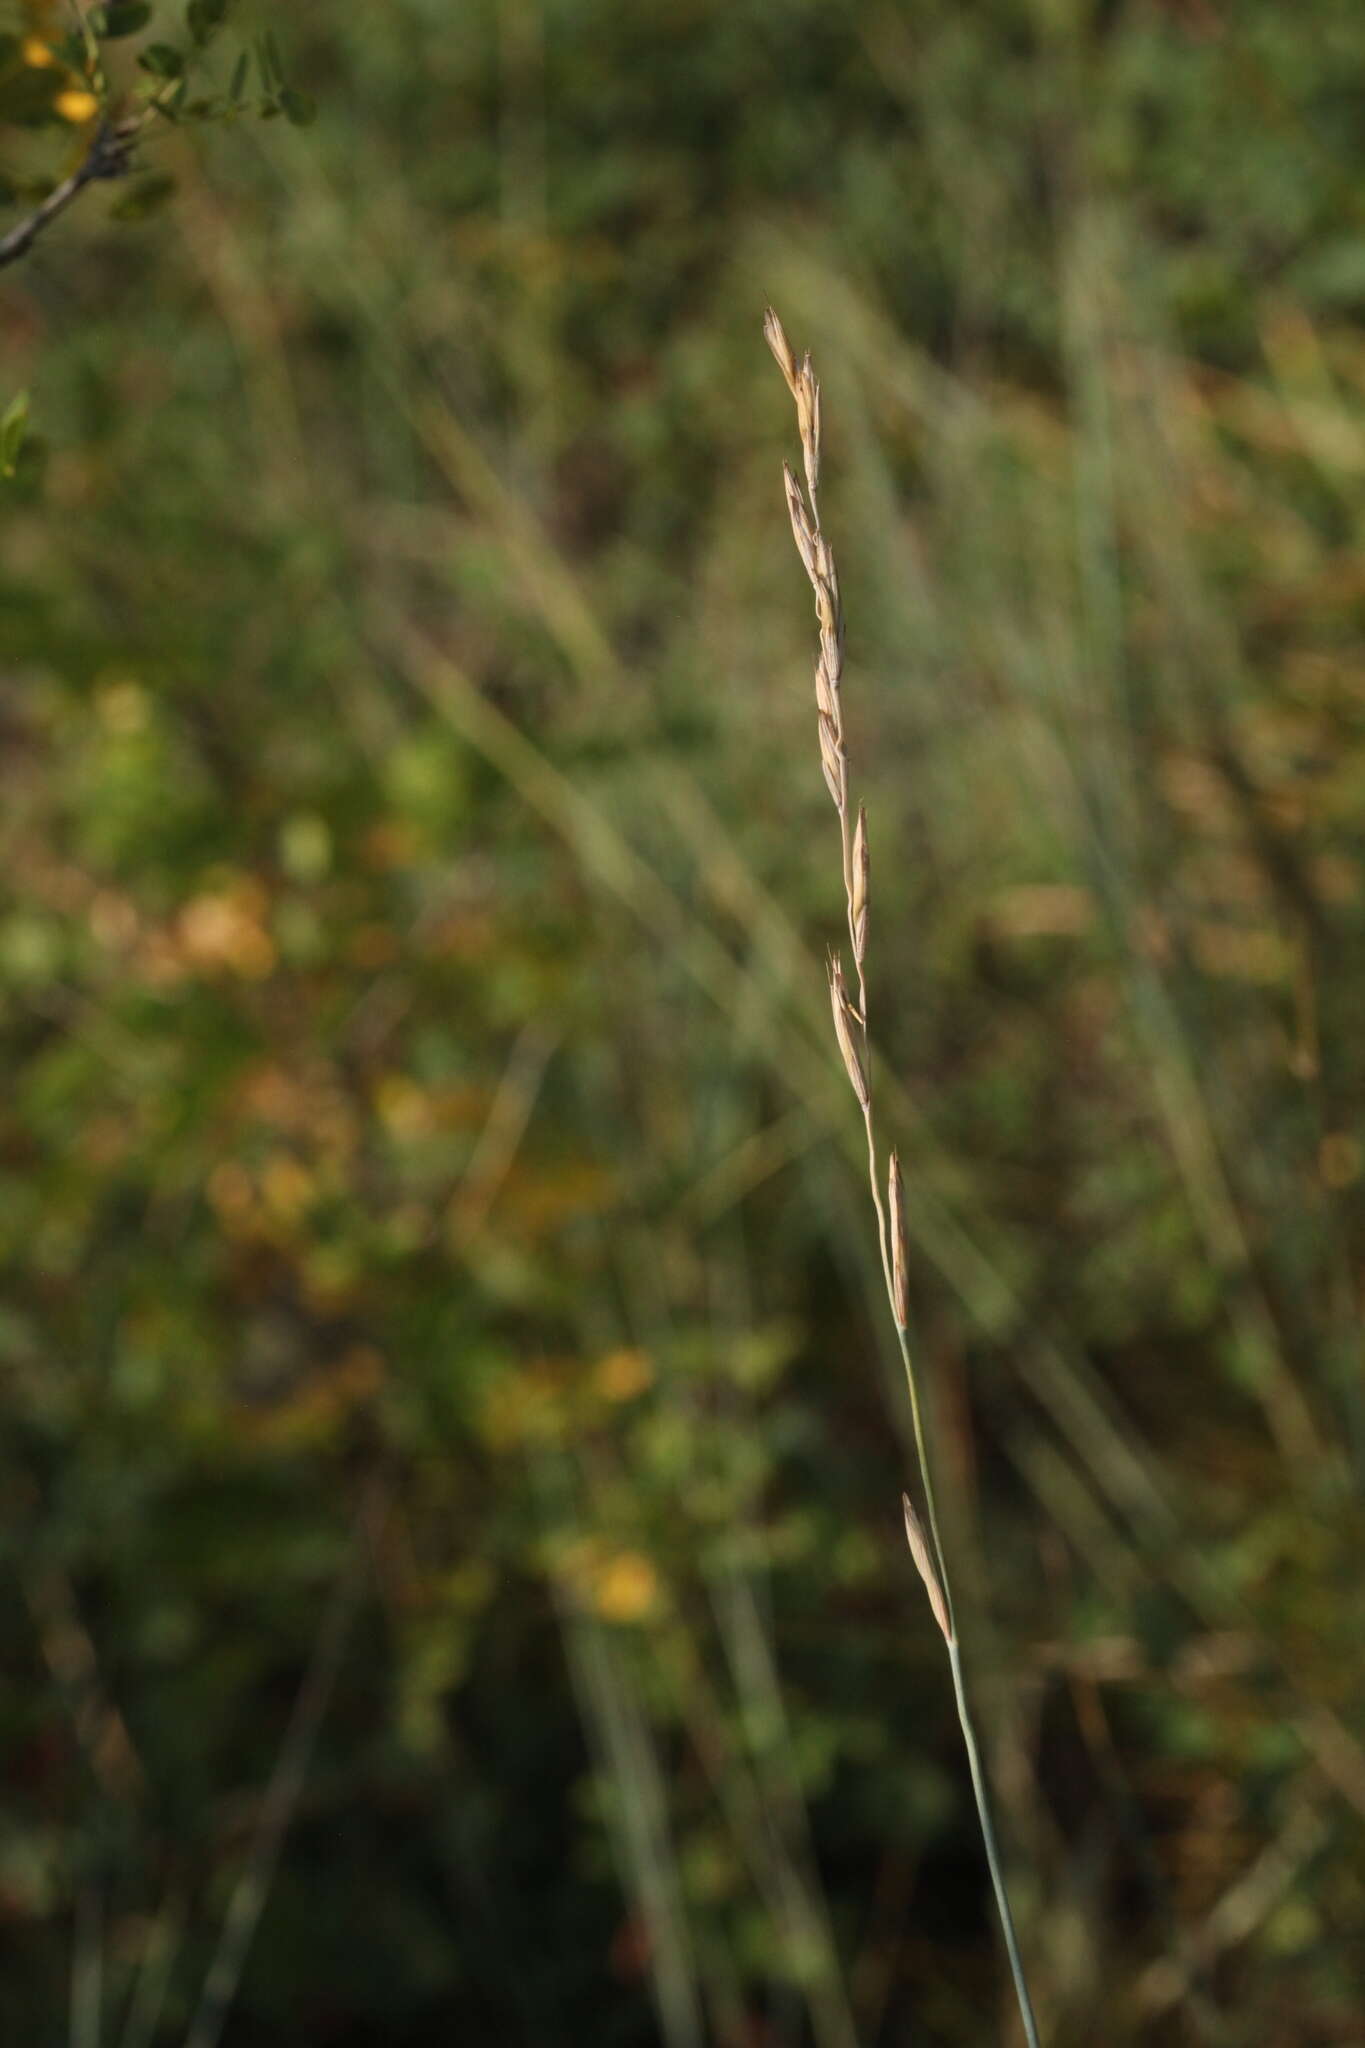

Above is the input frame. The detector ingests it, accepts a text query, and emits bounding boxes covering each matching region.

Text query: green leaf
[98,2,153,36]
[186,0,227,46]
[111,170,176,219]
[256,29,282,89]
[147,75,186,118]
[279,86,315,127]
[0,390,29,479]
[228,50,247,101]
[138,41,184,76]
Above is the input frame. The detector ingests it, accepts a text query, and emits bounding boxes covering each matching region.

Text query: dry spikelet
[851,805,869,964]
[888,1150,909,1327]
[818,655,839,729]
[763,306,799,397]
[783,464,819,582]
[828,953,869,1107]
[903,1493,953,1642]
[796,355,821,499]
[818,710,845,811]
[819,612,842,685]
[814,570,839,648]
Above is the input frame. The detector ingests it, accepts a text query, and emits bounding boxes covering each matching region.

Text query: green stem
[894,1326,1042,2048]
[947,1638,1041,2048]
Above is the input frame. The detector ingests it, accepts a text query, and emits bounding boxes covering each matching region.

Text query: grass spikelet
[851,804,868,964]
[888,1150,909,1330]
[902,1493,952,1643]
[828,953,869,1108]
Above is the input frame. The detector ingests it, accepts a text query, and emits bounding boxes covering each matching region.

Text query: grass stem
[765,305,1045,2043]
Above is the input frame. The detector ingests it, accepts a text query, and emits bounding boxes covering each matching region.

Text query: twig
[0,122,135,272]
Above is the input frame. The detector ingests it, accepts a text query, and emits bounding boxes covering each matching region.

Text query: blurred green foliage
[3,1,1365,2043]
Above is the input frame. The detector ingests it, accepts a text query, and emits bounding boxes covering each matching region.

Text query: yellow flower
[55,88,100,123]
[592,1348,653,1403]
[22,36,56,67]
[593,1552,660,1624]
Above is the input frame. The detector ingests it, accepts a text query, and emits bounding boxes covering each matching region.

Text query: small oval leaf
[98,2,153,37]
[138,41,184,76]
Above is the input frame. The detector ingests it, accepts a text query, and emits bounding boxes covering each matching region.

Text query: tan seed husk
[818,711,845,811]
[851,804,869,964]
[763,306,799,396]
[903,1493,953,1642]
[783,464,819,582]
[828,954,869,1107]
[888,1150,910,1327]
[815,651,836,720]
[815,580,839,651]
[797,357,820,499]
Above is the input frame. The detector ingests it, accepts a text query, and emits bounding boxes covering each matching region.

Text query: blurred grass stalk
[763,307,1042,2047]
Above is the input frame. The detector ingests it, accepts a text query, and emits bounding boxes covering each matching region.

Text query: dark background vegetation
[4,1,1365,2042]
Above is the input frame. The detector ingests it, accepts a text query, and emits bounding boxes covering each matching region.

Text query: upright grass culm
[763,307,1043,2047]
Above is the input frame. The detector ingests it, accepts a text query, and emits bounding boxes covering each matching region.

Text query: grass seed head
[852,804,868,963]
[818,710,846,811]
[888,1150,909,1327]
[763,306,799,396]
[828,953,869,1107]
[815,649,836,720]
[797,356,821,498]
[815,570,839,646]
[902,1493,953,1642]
[783,463,819,583]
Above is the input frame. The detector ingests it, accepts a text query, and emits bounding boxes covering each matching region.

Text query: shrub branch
[0,120,135,272]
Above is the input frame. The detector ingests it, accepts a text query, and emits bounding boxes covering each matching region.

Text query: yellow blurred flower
[22,36,56,67]
[54,88,100,123]
[592,1348,653,1403]
[592,1551,660,1624]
